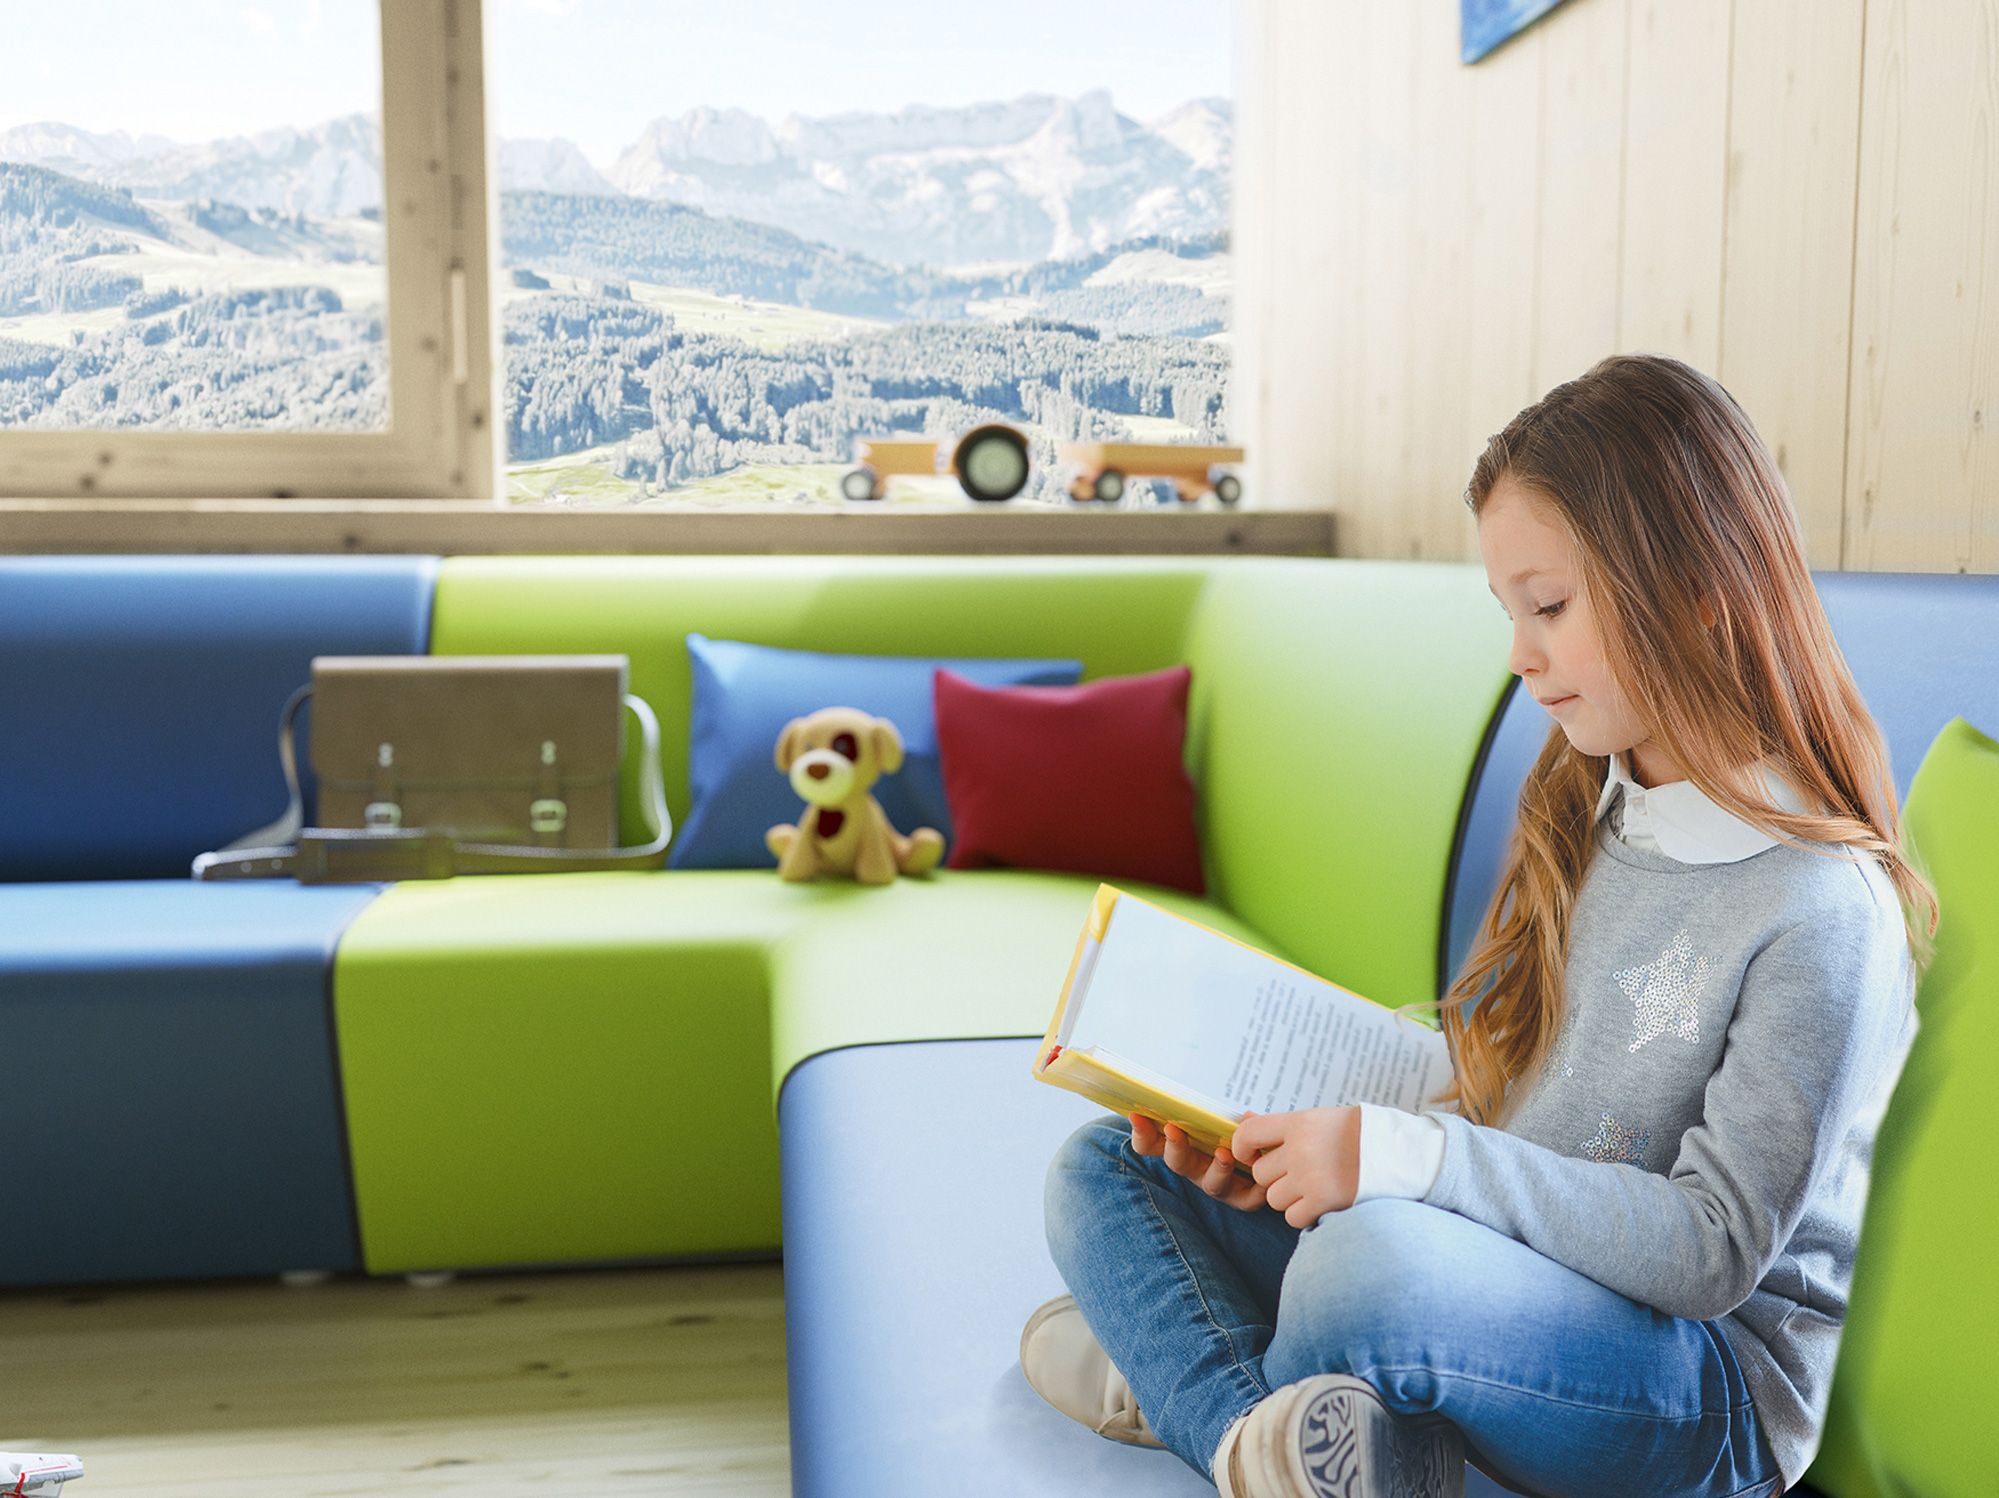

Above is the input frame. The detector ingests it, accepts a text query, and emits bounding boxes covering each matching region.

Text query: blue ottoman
[0,881,387,1285]
[778,1037,1532,1496]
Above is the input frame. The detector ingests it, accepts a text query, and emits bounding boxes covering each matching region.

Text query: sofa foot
[279,1269,333,1288]
[405,1270,456,1289]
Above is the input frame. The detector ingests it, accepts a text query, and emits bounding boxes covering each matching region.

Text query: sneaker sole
[1255,1375,1463,1498]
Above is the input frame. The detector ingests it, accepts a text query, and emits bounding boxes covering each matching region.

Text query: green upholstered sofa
[330,555,1514,1273]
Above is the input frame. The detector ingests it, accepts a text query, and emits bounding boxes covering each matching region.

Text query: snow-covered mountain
[1148,98,1231,176]
[0,116,615,212]
[0,115,382,217]
[1,92,1232,267]
[0,122,181,178]
[499,138,619,196]
[608,90,1230,268]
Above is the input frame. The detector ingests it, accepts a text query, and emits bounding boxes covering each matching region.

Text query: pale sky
[2,0,1233,165]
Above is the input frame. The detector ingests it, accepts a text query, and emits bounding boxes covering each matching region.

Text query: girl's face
[1478,474,1682,787]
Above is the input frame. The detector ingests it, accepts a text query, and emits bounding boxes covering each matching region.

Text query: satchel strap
[206,684,314,854]
[193,689,672,882]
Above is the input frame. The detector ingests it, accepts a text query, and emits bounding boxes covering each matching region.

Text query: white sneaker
[1231,1374,1463,1497]
[1018,1293,1166,1449]
[0,1452,84,1495]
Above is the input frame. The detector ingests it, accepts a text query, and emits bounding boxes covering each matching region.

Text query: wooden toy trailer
[1060,441,1245,505]
[841,424,1031,503]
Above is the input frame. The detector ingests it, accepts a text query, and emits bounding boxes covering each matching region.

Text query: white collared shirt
[1351,751,1818,1206]
[1593,750,1816,863]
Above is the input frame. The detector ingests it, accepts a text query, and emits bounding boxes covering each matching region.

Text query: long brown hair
[1399,353,1939,1127]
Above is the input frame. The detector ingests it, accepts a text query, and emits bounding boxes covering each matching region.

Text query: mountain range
[0,91,1230,269]
[0,154,1230,496]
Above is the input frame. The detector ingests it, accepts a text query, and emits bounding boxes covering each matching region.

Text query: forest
[0,163,1232,500]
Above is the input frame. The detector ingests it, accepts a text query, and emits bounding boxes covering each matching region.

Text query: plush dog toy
[766,706,945,884]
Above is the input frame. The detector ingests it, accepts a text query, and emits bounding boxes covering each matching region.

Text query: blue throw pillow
[669,634,1084,870]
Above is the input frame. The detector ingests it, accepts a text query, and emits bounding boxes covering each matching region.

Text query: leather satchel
[193,654,672,883]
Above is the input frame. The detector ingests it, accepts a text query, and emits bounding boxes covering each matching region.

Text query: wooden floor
[0,1261,791,1495]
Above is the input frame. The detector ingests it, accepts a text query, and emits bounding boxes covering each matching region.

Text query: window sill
[0,498,1337,556]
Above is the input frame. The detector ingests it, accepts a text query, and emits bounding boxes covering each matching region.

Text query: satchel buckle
[530,798,568,834]
[364,801,403,830]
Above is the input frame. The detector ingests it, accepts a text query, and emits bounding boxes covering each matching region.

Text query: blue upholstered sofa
[0,558,434,1284]
[2,555,1992,1498]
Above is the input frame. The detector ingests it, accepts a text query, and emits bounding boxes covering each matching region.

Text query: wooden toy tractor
[1060,442,1245,505]
[841,424,1032,503]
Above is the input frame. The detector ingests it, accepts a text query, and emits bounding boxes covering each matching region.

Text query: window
[487,0,1233,509]
[0,1,1238,515]
[0,2,390,437]
[0,0,494,499]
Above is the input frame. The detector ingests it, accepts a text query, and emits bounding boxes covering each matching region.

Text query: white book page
[1067,895,1452,1114]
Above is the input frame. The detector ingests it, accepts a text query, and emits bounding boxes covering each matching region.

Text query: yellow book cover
[1031,884,1453,1158]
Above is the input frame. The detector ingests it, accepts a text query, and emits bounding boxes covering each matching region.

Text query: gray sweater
[1418,792,1920,1492]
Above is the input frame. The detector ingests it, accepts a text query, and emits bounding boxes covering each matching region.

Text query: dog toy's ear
[871,717,905,775]
[775,717,808,773]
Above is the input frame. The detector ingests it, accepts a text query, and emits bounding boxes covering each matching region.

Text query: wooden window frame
[0,2,1334,557]
[0,0,497,505]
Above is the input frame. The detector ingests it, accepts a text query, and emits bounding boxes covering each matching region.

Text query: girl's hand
[1128,1112,1269,1214]
[1229,1106,1362,1228]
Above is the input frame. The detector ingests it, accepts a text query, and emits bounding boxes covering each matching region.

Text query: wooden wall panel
[1232,1,1350,530]
[1717,0,1866,568]
[1322,12,1374,539]
[1405,0,1484,557]
[1347,3,1424,559]
[1227,0,1276,514]
[1237,0,1537,556]
[1845,0,1999,571]
[1233,0,1995,574]
[1531,0,1628,396]
[1460,20,1546,501]
[1618,0,1732,369]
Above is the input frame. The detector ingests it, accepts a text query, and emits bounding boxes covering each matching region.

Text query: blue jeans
[1043,1114,1786,1498]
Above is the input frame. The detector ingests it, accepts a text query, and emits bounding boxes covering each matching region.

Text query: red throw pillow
[932,664,1205,895]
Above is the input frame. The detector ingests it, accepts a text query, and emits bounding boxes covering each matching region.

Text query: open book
[0,1453,83,1495]
[1033,884,1454,1156]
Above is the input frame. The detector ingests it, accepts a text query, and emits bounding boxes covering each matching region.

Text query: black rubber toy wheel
[1094,468,1126,504]
[840,465,882,502]
[952,425,1031,503]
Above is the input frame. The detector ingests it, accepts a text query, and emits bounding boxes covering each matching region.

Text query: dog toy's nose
[807,763,830,780]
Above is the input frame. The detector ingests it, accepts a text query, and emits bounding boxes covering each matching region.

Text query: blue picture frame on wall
[1462,0,1573,64]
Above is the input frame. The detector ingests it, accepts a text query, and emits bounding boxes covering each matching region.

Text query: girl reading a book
[1024,352,1936,1498]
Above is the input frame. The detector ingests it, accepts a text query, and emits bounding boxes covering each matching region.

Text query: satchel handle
[193,686,673,882]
